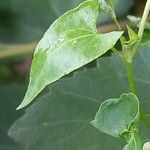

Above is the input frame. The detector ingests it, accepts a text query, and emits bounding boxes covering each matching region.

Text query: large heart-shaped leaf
[8,46,150,150]
[17,0,123,109]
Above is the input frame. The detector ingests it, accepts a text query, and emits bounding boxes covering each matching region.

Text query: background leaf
[8,45,150,150]
[141,31,150,47]
[0,0,134,43]
[0,83,26,150]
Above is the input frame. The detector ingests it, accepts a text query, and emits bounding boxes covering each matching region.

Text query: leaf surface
[141,31,150,47]
[91,93,140,137]
[9,46,150,150]
[17,0,123,109]
[0,84,26,150]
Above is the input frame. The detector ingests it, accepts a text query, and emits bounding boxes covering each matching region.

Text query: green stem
[112,0,150,130]
[125,61,136,94]
[138,0,150,37]
[123,54,150,129]
[123,0,150,92]
[126,132,142,150]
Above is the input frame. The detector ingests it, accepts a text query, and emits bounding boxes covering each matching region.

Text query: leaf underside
[17,0,123,109]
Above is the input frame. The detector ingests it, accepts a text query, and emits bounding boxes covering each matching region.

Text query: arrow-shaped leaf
[17,0,123,109]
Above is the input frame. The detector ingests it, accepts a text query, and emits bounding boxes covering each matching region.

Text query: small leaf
[17,0,123,109]
[91,93,140,137]
[8,46,150,150]
[127,26,139,42]
[126,25,140,45]
[127,16,150,47]
[0,83,27,149]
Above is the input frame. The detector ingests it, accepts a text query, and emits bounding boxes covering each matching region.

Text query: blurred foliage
[0,0,134,43]
[0,83,26,150]
[0,0,135,81]
[142,30,150,47]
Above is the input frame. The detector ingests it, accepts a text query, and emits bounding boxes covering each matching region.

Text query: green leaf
[90,91,142,150]
[91,93,140,137]
[127,17,150,47]
[127,26,140,44]
[0,83,26,149]
[17,0,123,109]
[8,46,150,150]
[141,31,150,47]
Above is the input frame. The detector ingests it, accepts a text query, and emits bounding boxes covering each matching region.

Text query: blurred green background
[0,0,146,149]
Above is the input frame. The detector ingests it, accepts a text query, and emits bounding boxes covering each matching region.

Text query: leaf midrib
[46,32,97,55]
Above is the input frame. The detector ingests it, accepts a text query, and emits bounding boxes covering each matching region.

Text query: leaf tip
[90,120,96,127]
[16,85,39,110]
[16,101,26,110]
[16,96,31,110]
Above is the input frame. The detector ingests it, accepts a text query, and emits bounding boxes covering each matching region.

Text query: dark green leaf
[91,93,140,137]
[17,0,123,109]
[141,31,150,47]
[9,46,150,150]
[0,0,57,43]
[9,91,125,150]
[0,0,83,43]
[0,83,26,150]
